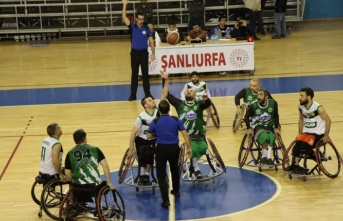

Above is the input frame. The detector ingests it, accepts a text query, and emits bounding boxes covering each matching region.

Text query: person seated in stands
[231,17,260,40]
[210,16,232,39]
[147,22,161,46]
[186,23,207,42]
[161,22,184,43]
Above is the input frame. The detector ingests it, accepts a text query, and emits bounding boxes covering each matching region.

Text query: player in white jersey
[128,96,159,185]
[39,123,67,183]
[181,71,211,100]
[288,87,331,174]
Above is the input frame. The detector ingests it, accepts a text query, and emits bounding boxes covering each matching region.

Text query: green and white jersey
[66,144,103,185]
[178,101,206,136]
[40,136,63,175]
[244,87,258,104]
[299,101,325,135]
[135,108,158,140]
[181,81,211,101]
[250,99,276,129]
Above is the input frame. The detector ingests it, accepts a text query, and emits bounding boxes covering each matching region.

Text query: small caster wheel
[152,187,155,192]
[258,167,262,172]
[302,176,306,182]
[136,187,139,192]
[192,182,195,188]
[288,174,292,179]
[38,211,42,217]
[212,179,215,184]
[275,166,278,171]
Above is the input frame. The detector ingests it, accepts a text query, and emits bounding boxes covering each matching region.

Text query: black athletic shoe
[161,201,170,208]
[128,96,136,101]
[195,170,203,179]
[170,190,180,197]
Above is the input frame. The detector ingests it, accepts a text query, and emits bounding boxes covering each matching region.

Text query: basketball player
[181,71,211,100]
[39,123,67,183]
[161,71,211,179]
[127,96,159,185]
[287,87,331,174]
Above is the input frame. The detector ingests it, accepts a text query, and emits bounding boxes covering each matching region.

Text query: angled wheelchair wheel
[282,140,296,171]
[178,143,187,175]
[31,180,43,205]
[238,134,251,167]
[274,134,287,165]
[41,178,68,220]
[97,186,126,221]
[58,187,73,220]
[207,103,220,129]
[118,148,133,184]
[232,105,246,133]
[316,139,341,178]
[207,138,226,173]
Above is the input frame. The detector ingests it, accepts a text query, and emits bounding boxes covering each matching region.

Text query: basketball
[166,32,180,45]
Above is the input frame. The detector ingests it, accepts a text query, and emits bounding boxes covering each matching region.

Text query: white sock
[267,146,272,159]
[192,158,200,171]
[140,167,145,175]
[262,149,267,158]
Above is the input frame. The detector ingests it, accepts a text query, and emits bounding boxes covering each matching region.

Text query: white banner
[146,41,255,75]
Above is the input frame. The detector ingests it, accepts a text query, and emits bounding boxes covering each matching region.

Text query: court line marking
[0,116,33,181]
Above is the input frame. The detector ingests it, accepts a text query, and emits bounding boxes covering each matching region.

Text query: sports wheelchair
[59,181,125,221]
[31,173,68,220]
[232,103,248,133]
[179,138,226,188]
[238,132,286,172]
[203,102,220,129]
[118,146,159,192]
[282,137,341,181]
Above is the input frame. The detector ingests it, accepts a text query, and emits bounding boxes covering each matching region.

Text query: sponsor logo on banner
[160,53,226,69]
[230,49,249,67]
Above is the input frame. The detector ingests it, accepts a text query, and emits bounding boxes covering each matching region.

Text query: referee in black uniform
[122,0,155,101]
[147,100,191,208]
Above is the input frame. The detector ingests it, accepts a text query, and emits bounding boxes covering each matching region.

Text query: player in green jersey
[245,88,280,165]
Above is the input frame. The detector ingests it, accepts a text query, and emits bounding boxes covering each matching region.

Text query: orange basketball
[166,32,180,45]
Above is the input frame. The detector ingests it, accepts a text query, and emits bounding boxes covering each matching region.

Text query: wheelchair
[179,138,226,188]
[118,146,159,192]
[238,132,286,172]
[59,181,125,221]
[282,137,341,181]
[232,103,248,133]
[31,173,67,219]
[203,102,220,129]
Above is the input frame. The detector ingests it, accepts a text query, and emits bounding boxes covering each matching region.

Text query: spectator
[272,0,288,39]
[188,0,205,31]
[210,16,232,39]
[161,22,184,43]
[244,0,266,36]
[136,0,154,27]
[186,23,207,42]
[231,17,260,40]
[147,22,161,46]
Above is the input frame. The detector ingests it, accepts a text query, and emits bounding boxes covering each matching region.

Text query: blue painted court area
[1,74,343,106]
[108,165,278,221]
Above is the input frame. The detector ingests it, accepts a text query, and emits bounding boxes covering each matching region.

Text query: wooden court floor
[1,19,343,221]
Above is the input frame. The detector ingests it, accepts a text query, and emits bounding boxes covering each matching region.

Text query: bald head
[250,78,260,93]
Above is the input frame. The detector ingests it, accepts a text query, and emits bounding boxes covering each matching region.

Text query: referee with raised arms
[122,0,155,101]
[147,100,191,208]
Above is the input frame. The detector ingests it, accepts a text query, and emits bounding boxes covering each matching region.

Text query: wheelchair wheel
[58,187,74,220]
[207,103,220,129]
[41,178,68,220]
[238,134,251,167]
[274,134,287,165]
[31,180,43,205]
[232,105,245,133]
[207,138,226,173]
[97,186,126,221]
[118,148,133,184]
[316,139,341,178]
[178,143,187,175]
[282,140,296,171]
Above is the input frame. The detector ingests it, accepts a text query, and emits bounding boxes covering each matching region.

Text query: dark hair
[73,129,87,144]
[158,100,170,115]
[258,88,268,97]
[47,123,59,136]
[136,13,144,18]
[300,87,314,99]
[192,23,200,27]
[219,16,227,21]
[189,71,199,78]
[168,22,176,26]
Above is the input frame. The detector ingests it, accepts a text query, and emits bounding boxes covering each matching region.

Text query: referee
[147,100,191,208]
[122,0,155,101]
